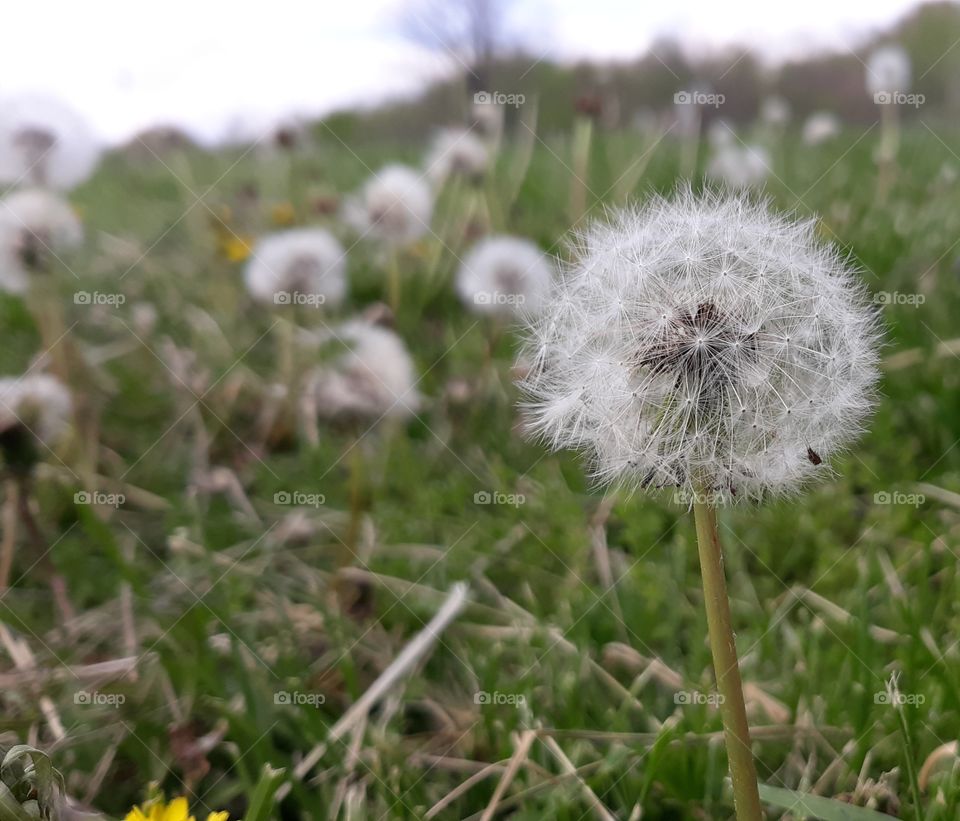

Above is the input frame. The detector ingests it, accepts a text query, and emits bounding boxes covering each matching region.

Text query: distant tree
[398,0,511,96]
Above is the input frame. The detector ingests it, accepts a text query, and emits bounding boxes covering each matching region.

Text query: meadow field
[2,112,960,820]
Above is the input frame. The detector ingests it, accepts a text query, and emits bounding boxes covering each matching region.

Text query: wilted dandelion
[456,235,554,318]
[0,189,83,293]
[425,128,490,186]
[517,188,881,820]
[0,95,101,190]
[244,228,347,309]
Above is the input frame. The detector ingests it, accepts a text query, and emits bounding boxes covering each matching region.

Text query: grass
[2,119,960,819]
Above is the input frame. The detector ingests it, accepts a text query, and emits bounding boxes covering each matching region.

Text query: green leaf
[243,764,286,821]
[759,783,896,820]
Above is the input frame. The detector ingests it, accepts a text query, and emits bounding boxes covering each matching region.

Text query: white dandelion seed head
[343,164,433,247]
[0,374,72,445]
[516,188,882,504]
[0,188,84,294]
[244,228,347,308]
[866,45,912,96]
[707,120,735,149]
[760,96,791,127]
[456,235,555,318]
[470,102,504,141]
[303,319,421,422]
[706,144,771,190]
[802,112,841,146]
[0,95,102,190]
[425,128,490,186]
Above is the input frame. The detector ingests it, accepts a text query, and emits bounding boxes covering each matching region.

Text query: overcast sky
[1,0,925,144]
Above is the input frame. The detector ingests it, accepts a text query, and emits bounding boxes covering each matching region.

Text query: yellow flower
[218,233,254,262]
[124,795,228,821]
[270,201,296,226]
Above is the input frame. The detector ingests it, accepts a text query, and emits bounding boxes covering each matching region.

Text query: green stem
[692,499,763,821]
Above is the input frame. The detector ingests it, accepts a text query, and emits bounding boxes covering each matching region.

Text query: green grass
[3,121,960,820]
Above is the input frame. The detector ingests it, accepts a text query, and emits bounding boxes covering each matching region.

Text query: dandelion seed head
[0,374,72,446]
[343,164,433,247]
[516,188,882,504]
[244,228,347,308]
[0,188,83,293]
[425,128,490,185]
[456,235,554,318]
[304,319,420,422]
[866,45,912,96]
[0,95,102,190]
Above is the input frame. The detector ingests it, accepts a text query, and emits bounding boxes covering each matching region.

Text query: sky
[1,0,926,145]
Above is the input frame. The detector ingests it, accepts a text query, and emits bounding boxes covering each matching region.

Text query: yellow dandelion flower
[124,796,228,821]
[219,233,254,262]
[270,201,296,226]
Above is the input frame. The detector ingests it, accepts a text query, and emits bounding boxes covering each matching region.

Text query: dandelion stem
[387,250,401,313]
[692,498,762,821]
